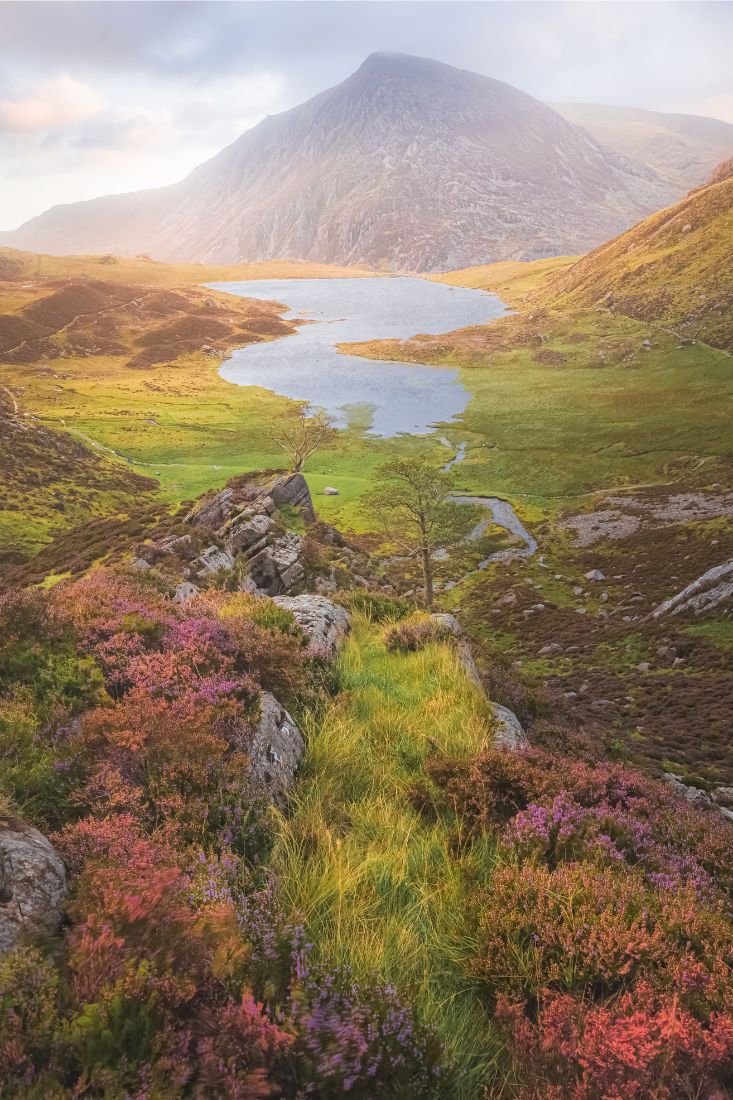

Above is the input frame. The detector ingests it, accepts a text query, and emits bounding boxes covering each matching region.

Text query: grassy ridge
[273,616,506,1096]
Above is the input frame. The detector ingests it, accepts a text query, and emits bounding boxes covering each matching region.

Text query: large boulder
[1,820,67,954]
[651,559,733,618]
[273,594,350,657]
[248,692,305,790]
[269,474,316,523]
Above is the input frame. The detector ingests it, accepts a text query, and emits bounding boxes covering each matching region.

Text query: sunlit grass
[273,616,509,1097]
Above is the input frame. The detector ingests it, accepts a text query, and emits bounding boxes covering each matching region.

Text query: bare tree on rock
[268,404,337,473]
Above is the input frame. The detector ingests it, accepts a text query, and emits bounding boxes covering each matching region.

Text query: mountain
[2,53,678,271]
[551,103,733,193]
[544,161,733,351]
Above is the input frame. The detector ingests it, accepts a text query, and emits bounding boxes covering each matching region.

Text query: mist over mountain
[552,102,733,193]
[2,53,681,271]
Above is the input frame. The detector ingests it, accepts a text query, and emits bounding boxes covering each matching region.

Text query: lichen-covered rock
[270,534,306,592]
[173,580,200,604]
[248,692,305,790]
[269,474,316,523]
[226,513,273,556]
[247,547,281,596]
[273,594,350,657]
[190,545,236,578]
[185,488,236,528]
[490,703,527,751]
[1,820,67,954]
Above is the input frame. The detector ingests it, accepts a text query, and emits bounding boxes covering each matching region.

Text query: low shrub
[496,983,733,1100]
[383,616,451,652]
[342,588,412,623]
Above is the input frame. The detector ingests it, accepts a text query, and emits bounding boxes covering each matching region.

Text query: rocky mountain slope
[552,103,733,193]
[2,53,678,271]
[543,162,733,350]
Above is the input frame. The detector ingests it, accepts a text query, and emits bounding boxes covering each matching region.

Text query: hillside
[542,167,733,351]
[552,102,733,192]
[1,53,678,271]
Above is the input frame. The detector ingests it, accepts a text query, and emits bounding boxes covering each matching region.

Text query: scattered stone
[1,820,67,955]
[584,569,606,582]
[270,534,306,592]
[273,594,350,657]
[575,607,587,615]
[539,643,563,656]
[636,661,651,672]
[131,557,151,572]
[322,486,339,496]
[173,580,200,604]
[248,693,305,791]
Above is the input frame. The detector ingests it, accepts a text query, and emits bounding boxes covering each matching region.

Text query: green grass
[684,620,733,648]
[272,616,509,1097]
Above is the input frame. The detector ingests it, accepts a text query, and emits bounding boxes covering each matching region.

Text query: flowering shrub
[0,568,439,1096]
[496,984,733,1100]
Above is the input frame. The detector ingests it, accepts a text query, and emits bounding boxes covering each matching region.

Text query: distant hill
[551,103,733,193]
[1,53,678,271]
[544,164,733,351]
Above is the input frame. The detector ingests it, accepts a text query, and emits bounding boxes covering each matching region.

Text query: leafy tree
[362,457,475,610]
[269,404,336,472]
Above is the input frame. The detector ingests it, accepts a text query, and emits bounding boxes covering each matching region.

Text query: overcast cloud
[1,0,731,229]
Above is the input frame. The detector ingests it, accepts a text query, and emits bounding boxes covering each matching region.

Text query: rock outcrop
[269,474,316,523]
[1,820,67,954]
[651,559,733,618]
[248,692,306,791]
[273,594,351,657]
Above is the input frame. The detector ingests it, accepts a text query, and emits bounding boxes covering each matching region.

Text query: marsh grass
[273,616,509,1097]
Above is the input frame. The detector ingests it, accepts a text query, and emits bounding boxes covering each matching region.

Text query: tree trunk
[421,546,434,611]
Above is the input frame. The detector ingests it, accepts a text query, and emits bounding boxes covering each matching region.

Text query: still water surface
[209,276,506,436]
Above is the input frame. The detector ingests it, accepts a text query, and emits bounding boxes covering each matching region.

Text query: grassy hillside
[542,172,733,351]
[0,248,387,563]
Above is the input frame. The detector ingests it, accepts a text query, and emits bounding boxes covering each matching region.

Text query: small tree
[362,457,476,610]
[268,404,336,473]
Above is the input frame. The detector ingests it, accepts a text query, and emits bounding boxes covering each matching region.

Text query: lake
[208,276,506,436]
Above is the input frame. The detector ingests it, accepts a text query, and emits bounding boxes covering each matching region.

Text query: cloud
[0,74,105,132]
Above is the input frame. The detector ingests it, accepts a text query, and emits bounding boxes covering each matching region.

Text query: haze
[1,0,732,230]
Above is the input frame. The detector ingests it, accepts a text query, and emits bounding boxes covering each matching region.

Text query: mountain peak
[3,54,679,270]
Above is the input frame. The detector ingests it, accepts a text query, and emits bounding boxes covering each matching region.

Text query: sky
[1,0,731,230]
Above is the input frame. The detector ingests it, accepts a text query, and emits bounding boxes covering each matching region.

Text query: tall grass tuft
[273,615,508,1097]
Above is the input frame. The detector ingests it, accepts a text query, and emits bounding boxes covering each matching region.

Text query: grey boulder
[249,692,305,790]
[273,594,350,657]
[1,820,67,954]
